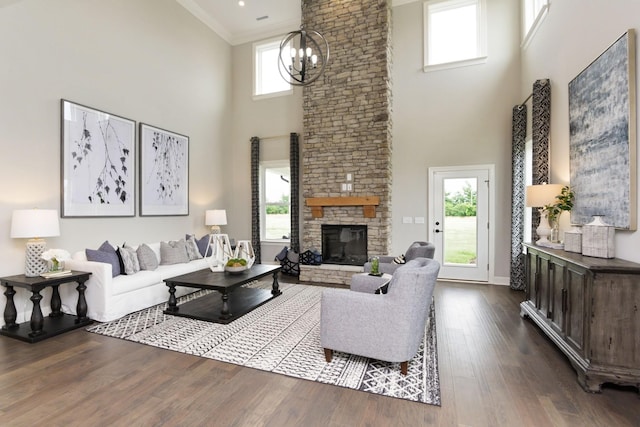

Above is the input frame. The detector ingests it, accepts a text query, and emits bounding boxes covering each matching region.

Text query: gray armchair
[364,241,435,275]
[321,257,440,375]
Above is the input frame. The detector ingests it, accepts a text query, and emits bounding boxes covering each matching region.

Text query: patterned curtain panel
[290,133,300,253]
[532,79,551,239]
[510,105,527,291]
[250,137,261,263]
[510,79,551,290]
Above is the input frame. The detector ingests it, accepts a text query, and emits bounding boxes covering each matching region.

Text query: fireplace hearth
[321,225,367,266]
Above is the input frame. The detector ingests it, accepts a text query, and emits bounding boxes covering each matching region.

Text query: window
[522,0,548,48]
[253,38,292,99]
[261,162,291,241]
[423,0,487,72]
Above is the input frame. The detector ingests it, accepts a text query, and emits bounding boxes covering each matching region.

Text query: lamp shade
[205,209,227,226]
[10,209,60,239]
[526,184,564,208]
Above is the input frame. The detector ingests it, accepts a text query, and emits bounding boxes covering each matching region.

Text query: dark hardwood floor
[1,280,638,426]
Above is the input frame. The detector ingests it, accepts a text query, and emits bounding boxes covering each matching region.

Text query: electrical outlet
[341,183,347,191]
[346,183,353,191]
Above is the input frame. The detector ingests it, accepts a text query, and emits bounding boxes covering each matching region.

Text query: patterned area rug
[87,282,441,406]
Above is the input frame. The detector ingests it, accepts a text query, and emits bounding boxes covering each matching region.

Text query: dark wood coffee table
[163,264,281,324]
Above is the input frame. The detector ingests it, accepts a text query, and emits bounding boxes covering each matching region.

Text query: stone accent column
[301,0,393,257]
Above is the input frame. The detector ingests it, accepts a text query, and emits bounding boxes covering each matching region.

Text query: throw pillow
[115,242,126,274]
[392,254,406,265]
[137,243,159,270]
[118,246,140,275]
[160,240,190,265]
[275,246,288,262]
[86,240,121,277]
[187,234,211,257]
[286,250,299,263]
[185,235,203,260]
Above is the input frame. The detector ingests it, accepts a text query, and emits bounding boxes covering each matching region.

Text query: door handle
[434,229,442,233]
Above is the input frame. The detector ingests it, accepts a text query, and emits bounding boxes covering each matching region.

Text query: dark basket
[300,250,322,265]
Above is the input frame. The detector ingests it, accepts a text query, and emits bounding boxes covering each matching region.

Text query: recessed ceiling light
[238,1,245,6]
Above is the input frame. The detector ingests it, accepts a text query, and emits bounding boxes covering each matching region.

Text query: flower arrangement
[544,185,574,224]
[41,249,71,271]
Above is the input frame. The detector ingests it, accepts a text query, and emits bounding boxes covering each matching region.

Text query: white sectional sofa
[61,242,210,322]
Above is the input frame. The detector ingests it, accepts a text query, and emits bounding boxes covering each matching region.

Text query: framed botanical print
[139,123,189,216]
[61,99,136,217]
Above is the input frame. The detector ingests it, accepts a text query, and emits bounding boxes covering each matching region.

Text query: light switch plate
[414,217,425,224]
[402,216,413,224]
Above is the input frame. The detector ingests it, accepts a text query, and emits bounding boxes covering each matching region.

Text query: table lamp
[205,209,227,234]
[11,209,60,277]
[526,184,563,247]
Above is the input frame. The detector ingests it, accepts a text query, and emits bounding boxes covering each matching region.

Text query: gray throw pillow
[160,240,190,265]
[137,243,159,270]
[185,235,203,260]
[86,240,121,277]
[118,246,140,275]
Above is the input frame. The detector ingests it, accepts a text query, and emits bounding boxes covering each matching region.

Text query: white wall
[520,0,640,263]
[227,39,303,262]
[392,0,521,281]
[0,0,231,324]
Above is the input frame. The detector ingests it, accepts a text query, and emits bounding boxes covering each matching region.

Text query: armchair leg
[400,361,408,375]
[324,348,333,362]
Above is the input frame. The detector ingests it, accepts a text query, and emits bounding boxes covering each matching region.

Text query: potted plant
[544,185,574,242]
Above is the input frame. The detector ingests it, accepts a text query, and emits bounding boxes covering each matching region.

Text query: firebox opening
[321,225,368,266]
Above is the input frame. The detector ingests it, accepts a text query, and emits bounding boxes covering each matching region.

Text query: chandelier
[278,25,329,86]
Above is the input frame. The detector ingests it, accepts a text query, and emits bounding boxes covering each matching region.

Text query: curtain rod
[251,134,291,141]
[519,93,533,107]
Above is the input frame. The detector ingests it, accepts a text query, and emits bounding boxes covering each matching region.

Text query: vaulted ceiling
[176,0,414,45]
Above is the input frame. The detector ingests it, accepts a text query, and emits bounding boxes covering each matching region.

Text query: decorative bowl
[225,265,248,274]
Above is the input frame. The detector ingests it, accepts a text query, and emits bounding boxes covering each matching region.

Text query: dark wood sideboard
[521,243,640,392]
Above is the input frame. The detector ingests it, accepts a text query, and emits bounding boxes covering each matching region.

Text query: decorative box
[563,227,582,253]
[582,216,615,258]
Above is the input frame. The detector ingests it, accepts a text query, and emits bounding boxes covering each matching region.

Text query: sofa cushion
[111,270,164,296]
[157,258,210,280]
[137,243,159,270]
[160,240,189,265]
[118,246,140,275]
[185,235,203,260]
[86,241,121,277]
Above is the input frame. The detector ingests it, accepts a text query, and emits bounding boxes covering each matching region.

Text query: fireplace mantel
[306,196,380,218]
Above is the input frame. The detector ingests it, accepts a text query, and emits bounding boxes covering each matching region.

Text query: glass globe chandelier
[278,25,329,86]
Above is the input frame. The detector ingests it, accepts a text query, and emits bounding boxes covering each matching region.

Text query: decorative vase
[369,257,380,276]
[550,221,560,243]
[563,226,582,253]
[49,258,64,272]
[582,215,615,258]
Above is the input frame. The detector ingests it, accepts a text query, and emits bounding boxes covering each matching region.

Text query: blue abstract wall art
[569,30,636,230]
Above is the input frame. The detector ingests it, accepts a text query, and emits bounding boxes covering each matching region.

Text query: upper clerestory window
[423,0,488,72]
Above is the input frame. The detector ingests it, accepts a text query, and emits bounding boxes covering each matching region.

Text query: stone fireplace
[299,0,393,285]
